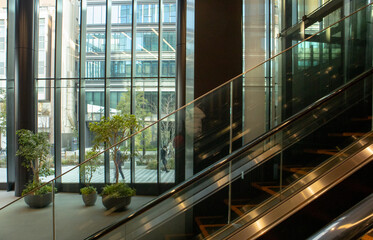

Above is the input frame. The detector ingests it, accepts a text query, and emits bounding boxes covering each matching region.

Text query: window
[0,20,5,51]
[162,32,176,51]
[137,4,158,23]
[111,61,131,77]
[0,62,4,76]
[111,32,131,52]
[87,5,106,25]
[137,32,158,51]
[163,4,176,23]
[86,61,105,78]
[86,33,106,53]
[136,60,158,77]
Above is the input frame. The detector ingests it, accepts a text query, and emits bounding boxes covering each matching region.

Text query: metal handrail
[307,194,373,240]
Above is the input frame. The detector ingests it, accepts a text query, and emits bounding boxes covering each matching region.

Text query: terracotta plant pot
[24,192,52,208]
[102,195,132,212]
[82,192,97,206]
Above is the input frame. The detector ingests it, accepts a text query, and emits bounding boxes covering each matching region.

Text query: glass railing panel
[0,186,55,240]
[190,81,232,173]
[213,74,373,239]
[98,69,373,240]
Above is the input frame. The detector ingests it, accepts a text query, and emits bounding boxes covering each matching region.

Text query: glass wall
[0,0,6,183]
[16,0,176,189]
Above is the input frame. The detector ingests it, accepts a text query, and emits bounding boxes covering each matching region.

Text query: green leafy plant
[16,129,53,195]
[80,185,97,195]
[80,150,101,195]
[101,183,135,198]
[21,181,56,196]
[89,114,139,184]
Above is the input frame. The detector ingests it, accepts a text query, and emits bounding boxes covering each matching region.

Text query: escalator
[87,67,373,240]
[1,2,372,240]
[84,3,373,238]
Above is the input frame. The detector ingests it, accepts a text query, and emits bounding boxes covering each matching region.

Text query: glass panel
[135,0,159,78]
[134,78,158,183]
[85,78,105,183]
[192,84,230,173]
[109,78,132,183]
[61,79,80,183]
[37,80,55,182]
[0,1,6,79]
[86,1,106,78]
[161,0,176,78]
[61,0,81,78]
[111,0,132,78]
[0,81,5,183]
[0,0,5,182]
[38,0,56,78]
[159,78,176,183]
[0,196,54,239]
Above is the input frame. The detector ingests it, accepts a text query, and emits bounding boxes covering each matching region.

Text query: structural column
[14,0,38,196]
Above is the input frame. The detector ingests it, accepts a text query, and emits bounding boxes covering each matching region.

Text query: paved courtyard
[0,166,175,184]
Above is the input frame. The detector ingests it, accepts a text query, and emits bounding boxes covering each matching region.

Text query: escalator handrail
[86,68,373,239]
[307,193,373,240]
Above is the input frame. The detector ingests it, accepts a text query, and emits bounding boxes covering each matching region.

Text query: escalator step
[304,149,338,156]
[251,182,285,196]
[282,166,314,175]
[195,216,226,238]
[328,132,367,137]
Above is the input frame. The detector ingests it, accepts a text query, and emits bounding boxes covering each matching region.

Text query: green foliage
[101,183,135,198]
[22,182,56,196]
[0,89,6,135]
[89,114,140,183]
[16,129,52,184]
[80,186,97,195]
[80,150,101,185]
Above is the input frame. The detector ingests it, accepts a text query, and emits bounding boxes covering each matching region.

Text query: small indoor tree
[16,129,54,208]
[89,114,139,183]
[80,149,101,206]
[89,114,139,211]
[16,129,52,189]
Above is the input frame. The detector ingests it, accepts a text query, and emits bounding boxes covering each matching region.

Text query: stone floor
[0,191,155,240]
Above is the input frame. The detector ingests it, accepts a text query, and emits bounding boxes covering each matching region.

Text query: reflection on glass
[135,0,159,78]
[61,0,81,78]
[160,79,176,183]
[0,1,6,183]
[38,80,55,182]
[86,1,106,78]
[61,80,80,182]
[134,80,158,183]
[111,0,132,78]
[85,79,105,183]
[38,0,55,78]
[0,82,6,183]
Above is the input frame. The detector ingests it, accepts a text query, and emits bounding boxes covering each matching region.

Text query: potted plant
[16,129,54,208]
[89,114,139,211]
[101,183,136,211]
[80,150,100,206]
